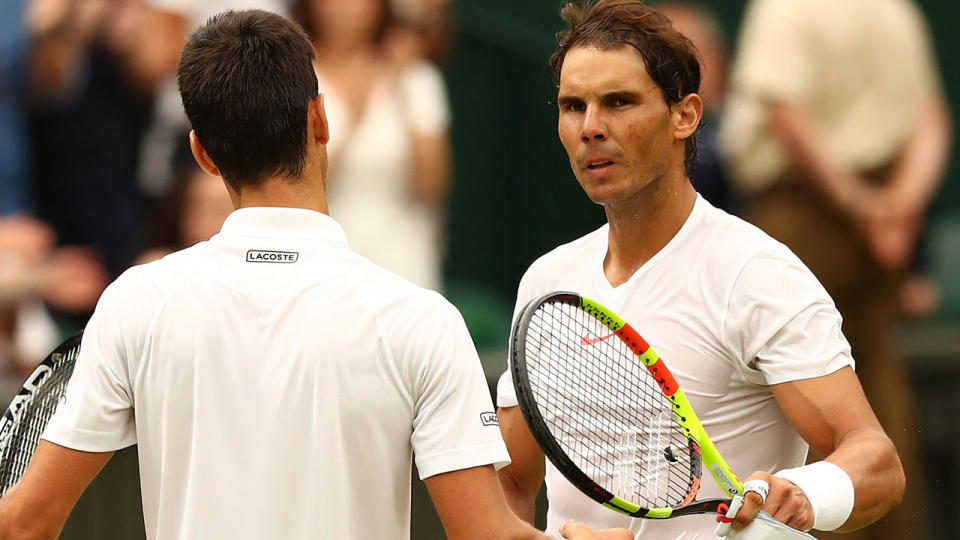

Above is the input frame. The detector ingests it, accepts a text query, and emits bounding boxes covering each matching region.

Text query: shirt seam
[353,280,416,412]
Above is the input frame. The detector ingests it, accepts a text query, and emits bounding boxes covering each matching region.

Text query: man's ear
[309,94,330,144]
[672,93,703,141]
[189,131,222,176]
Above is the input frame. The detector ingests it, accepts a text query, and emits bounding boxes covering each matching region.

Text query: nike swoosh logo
[580,332,617,345]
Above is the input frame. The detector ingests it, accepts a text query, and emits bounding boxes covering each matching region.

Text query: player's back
[89,208,461,539]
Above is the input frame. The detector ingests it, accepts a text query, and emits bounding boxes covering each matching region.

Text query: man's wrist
[774,461,854,531]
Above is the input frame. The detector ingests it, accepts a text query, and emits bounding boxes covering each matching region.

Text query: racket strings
[0,345,79,494]
[525,301,695,508]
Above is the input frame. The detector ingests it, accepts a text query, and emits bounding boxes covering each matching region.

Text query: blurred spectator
[0,216,107,376]
[656,1,734,212]
[137,158,234,264]
[391,0,456,65]
[722,0,952,538]
[0,0,32,215]
[293,0,453,290]
[25,0,161,279]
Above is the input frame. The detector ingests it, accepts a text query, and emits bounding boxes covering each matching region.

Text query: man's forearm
[498,470,539,524]
[886,98,952,215]
[825,428,905,531]
[0,485,64,540]
[768,102,864,212]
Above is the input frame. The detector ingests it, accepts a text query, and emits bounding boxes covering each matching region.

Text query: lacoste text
[246,250,299,263]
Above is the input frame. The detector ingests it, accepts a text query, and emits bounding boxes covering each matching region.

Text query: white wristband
[774,461,854,531]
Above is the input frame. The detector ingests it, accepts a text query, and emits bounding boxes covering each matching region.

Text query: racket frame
[510,292,743,519]
[0,332,83,495]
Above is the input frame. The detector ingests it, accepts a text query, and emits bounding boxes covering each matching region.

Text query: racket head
[0,332,82,495]
[510,292,731,519]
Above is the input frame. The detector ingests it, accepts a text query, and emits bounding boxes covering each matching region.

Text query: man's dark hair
[177,10,319,190]
[549,0,702,172]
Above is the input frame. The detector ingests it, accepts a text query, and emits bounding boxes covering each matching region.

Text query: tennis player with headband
[495,0,905,538]
[0,10,632,540]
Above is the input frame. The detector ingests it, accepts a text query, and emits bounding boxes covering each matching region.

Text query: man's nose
[580,107,607,142]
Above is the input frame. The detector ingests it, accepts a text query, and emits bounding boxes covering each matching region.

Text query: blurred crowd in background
[0,0,957,538]
[0,0,455,375]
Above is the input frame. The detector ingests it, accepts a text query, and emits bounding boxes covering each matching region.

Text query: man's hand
[726,472,814,532]
[560,520,633,540]
[854,183,925,270]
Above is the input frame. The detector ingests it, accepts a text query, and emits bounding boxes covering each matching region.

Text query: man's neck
[602,176,697,288]
[231,175,329,214]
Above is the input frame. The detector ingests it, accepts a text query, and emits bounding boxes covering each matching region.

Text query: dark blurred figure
[26,0,161,279]
[0,0,32,216]
[293,0,453,290]
[723,1,952,538]
[0,0,115,377]
[656,1,734,213]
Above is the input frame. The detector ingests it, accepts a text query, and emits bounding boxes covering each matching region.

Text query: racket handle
[714,495,744,537]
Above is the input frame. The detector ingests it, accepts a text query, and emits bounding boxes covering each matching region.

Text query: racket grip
[714,495,744,537]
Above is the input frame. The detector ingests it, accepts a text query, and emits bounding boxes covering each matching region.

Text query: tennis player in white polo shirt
[0,10,630,540]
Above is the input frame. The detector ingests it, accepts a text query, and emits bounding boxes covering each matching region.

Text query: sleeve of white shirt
[403,293,510,479]
[399,61,451,136]
[723,248,854,384]
[41,282,137,451]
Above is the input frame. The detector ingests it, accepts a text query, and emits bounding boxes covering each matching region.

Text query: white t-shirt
[497,195,853,538]
[320,61,450,290]
[43,207,510,540]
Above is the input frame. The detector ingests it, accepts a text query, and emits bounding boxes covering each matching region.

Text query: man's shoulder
[675,203,810,301]
[102,244,219,310]
[347,256,454,319]
[697,204,791,262]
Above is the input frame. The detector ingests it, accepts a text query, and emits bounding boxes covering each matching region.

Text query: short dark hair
[549,0,702,171]
[177,10,319,190]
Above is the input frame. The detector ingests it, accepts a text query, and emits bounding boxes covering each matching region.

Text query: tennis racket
[0,332,82,495]
[510,292,742,519]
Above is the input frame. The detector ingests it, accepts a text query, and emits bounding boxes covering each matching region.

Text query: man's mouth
[586,161,614,170]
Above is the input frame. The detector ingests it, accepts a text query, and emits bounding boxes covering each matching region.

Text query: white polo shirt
[497,195,853,538]
[43,207,510,540]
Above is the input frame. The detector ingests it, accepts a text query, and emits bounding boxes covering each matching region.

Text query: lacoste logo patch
[246,250,299,263]
[480,412,499,427]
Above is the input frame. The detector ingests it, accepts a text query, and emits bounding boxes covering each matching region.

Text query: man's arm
[860,98,952,269]
[410,132,452,209]
[730,367,904,532]
[769,97,952,269]
[0,440,113,539]
[425,464,630,540]
[767,102,874,215]
[883,98,952,223]
[495,405,546,524]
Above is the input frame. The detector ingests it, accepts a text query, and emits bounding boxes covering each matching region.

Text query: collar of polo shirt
[219,207,349,244]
